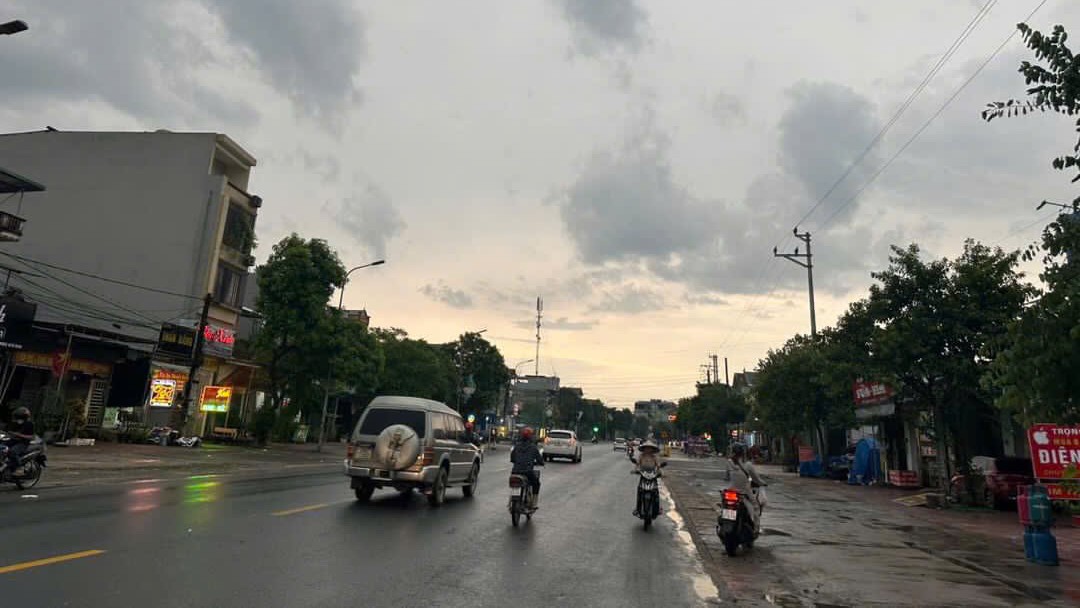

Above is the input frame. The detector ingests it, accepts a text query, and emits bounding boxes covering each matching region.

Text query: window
[548,431,572,440]
[222,204,255,254]
[213,263,245,308]
[354,408,426,440]
[431,413,448,440]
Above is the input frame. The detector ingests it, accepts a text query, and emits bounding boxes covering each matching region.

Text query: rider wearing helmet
[510,427,544,507]
[3,407,35,474]
[728,442,767,532]
[632,438,666,516]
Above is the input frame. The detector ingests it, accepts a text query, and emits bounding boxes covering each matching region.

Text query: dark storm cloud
[207,0,365,127]
[553,0,648,56]
[419,281,474,309]
[587,284,667,314]
[327,183,406,259]
[2,0,363,129]
[558,82,890,296]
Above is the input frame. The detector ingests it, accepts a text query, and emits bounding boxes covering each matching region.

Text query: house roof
[0,166,45,194]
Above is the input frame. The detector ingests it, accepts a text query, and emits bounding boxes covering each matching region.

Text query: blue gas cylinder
[1028,485,1054,528]
[1030,527,1060,566]
[1023,526,1036,561]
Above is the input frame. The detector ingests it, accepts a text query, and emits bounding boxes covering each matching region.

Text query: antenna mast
[535,296,543,376]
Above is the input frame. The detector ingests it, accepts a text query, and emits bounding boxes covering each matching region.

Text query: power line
[792,0,1000,229]
[11,277,162,329]
[815,0,1050,232]
[0,251,203,301]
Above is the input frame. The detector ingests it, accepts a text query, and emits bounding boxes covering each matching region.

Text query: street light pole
[316,259,385,452]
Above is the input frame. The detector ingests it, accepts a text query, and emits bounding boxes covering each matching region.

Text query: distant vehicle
[345,396,482,507]
[951,456,1034,510]
[543,430,582,463]
[613,438,627,451]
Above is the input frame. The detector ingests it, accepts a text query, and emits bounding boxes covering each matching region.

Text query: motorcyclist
[728,442,767,533]
[3,407,35,475]
[631,438,665,516]
[510,427,544,508]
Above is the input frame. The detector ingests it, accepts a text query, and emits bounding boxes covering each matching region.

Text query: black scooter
[631,460,667,529]
[0,433,47,490]
[716,485,761,556]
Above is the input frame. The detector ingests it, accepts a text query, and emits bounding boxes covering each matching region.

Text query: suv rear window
[548,431,572,439]
[354,408,426,440]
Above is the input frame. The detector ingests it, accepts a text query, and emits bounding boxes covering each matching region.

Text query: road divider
[272,502,333,517]
[0,549,106,575]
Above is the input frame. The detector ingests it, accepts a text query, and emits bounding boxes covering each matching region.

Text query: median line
[0,549,106,575]
[272,502,332,517]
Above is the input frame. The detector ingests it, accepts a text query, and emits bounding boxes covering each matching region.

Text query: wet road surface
[664,456,1072,607]
[0,444,720,607]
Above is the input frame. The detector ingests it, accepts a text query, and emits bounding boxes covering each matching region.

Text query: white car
[543,430,582,463]
[613,438,627,451]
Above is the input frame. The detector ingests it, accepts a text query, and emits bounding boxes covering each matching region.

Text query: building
[633,398,676,421]
[510,374,559,426]
[344,309,370,328]
[0,129,261,437]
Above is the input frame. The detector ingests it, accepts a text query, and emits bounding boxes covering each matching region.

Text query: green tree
[251,235,384,443]
[868,242,1032,489]
[449,332,509,415]
[754,336,837,455]
[373,328,454,402]
[983,23,1080,424]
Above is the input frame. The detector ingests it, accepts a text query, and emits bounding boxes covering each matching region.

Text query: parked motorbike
[0,432,47,490]
[508,470,540,527]
[634,461,667,529]
[716,486,760,556]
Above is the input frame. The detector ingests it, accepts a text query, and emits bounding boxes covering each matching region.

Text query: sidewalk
[33,440,347,488]
[663,454,1077,607]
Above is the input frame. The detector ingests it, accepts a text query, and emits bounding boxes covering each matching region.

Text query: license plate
[373,469,390,478]
[721,509,738,520]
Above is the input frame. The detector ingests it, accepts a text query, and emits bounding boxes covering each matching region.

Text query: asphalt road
[0,444,720,607]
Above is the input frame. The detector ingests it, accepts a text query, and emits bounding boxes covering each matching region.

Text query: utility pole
[711,354,720,386]
[177,293,213,430]
[774,228,817,337]
[724,357,729,386]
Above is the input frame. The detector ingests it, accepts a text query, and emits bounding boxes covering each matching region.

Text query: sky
[2,0,1078,408]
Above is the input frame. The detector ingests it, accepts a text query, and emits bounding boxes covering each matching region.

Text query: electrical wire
[0,251,203,301]
[792,0,1000,229]
[814,0,1051,232]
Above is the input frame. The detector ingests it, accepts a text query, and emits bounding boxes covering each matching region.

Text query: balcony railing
[0,210,26,242]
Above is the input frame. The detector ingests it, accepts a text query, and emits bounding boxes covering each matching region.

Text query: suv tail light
[346,443,355,460]
[416,448,435,467]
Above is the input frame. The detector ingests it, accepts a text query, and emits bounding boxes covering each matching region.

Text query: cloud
[685,293,729,306]
[703,91,747,128]
[2,0,363,130]
[588,284,667,314]
[553,0,648,56]
[514,316,596,331]
[419,281,474,309]
[206,0,365,128]
[328,183,406,258]
[557,82,890,296]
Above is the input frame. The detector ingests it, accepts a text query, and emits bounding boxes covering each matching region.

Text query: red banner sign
[1047,483,1080,501]
[853,379,893,406]
[1027,424,1080,480]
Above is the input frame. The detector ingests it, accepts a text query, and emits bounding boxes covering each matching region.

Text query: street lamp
[317,259,385,452]
[0,20,28,35]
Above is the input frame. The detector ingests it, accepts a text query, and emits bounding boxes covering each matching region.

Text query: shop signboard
[157,323,196,359]
[173,320,237,359]
[200,385,232,413]
[149,379,177,408]
[1028,423,1080,488]
[0,296,36,350]
[853,378,894,406]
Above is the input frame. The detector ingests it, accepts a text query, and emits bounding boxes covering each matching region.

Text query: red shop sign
[1027,424,1080,480]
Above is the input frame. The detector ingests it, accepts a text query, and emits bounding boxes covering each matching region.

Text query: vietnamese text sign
[149,379,177,408]
[853,379,894,407]
[1027,424,1080,480]
[200,385,232,413]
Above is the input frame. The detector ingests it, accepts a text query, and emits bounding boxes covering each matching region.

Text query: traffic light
[592,426,599,433]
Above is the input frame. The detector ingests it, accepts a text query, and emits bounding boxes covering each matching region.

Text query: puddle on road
[661,484,721,605]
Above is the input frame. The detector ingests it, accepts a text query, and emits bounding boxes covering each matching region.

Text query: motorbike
[716,486,760,556]
[0,433,47,490]
[634,461,667,529]
[508,469,540,527]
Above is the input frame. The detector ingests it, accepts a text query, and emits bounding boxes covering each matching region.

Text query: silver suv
[345,396,481,507]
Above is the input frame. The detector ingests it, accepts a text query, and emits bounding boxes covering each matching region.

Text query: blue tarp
[798,456,824,477]
[848,437,883,485]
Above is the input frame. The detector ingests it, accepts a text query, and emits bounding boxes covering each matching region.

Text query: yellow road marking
[272,503,331,517]
[0,550,106,575]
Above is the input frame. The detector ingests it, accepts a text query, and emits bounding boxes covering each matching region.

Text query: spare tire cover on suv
[374,424,422,471]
